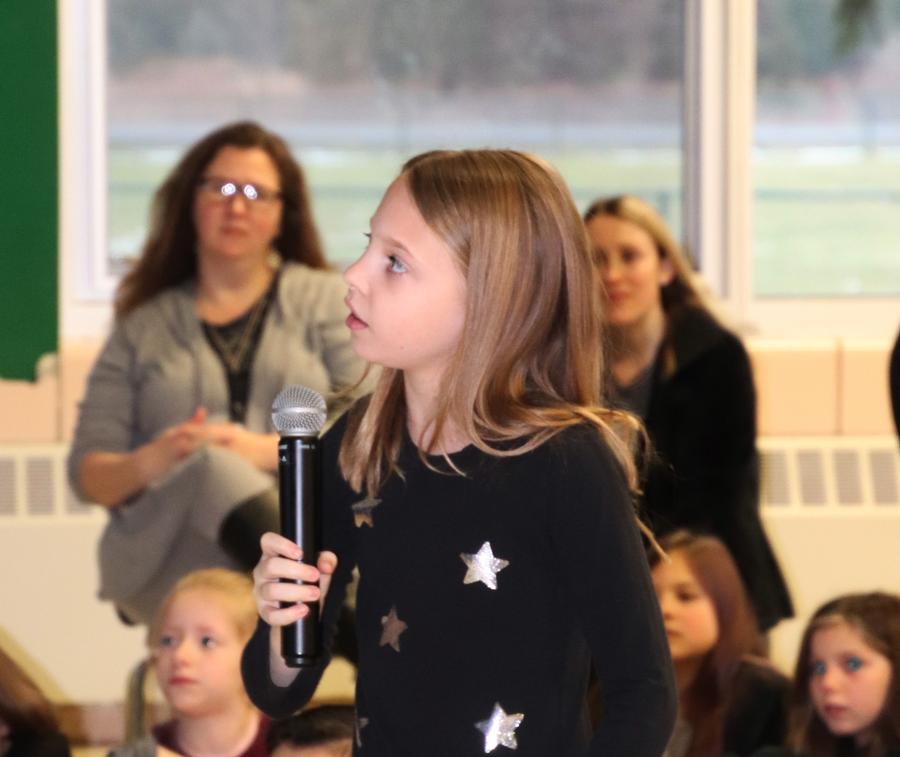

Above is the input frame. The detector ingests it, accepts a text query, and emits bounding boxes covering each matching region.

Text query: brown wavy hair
[115,120,326,317]
[338,149,639,498]
[787,592,900,756]
[0,645,61,737]
[649,530,762,756]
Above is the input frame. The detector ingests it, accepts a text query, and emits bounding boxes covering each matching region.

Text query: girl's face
[586,214,673,330]
[153,589,248,718]
[809,621,892,742]
[193,145,283,266]
[652,551,719,662]
[343,176,467,386]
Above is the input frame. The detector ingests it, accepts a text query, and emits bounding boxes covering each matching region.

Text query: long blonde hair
[339,149,639,498]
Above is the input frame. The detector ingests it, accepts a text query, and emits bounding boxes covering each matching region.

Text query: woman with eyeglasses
[68,121,367,626]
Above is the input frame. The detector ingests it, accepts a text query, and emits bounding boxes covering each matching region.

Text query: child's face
[809,621,892,742]
[586,214,672,330]
[651,552,719,663]
[343,176,467,386]
[153,589,248,717]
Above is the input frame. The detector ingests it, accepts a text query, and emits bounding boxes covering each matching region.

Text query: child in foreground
[242,149,676,755]
[755,592,900,757]
[111,569,269,757]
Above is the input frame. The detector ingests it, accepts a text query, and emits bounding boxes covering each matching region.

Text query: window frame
[59,0,899,341]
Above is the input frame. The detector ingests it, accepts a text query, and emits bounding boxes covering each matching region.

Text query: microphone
[271,385,327,668]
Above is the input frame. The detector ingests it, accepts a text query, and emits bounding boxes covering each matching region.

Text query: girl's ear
[658,256,675,287]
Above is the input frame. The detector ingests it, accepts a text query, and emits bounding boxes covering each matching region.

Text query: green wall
[0,1,58,380]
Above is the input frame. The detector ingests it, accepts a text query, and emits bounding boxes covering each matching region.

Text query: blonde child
[756,592,900,757]
[242,149,676,755]
[112,569,269,757]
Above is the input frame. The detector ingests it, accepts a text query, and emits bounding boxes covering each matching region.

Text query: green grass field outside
[108,146,900,297]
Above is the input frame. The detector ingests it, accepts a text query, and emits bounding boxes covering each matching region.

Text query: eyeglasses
[197,176,282,206]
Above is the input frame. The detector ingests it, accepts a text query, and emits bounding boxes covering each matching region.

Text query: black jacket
[722,659,790,756]
[640,307,793,631]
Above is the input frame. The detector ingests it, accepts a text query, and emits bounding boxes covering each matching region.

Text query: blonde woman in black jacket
[585,195,793,632]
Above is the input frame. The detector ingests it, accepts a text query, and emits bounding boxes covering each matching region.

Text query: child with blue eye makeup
[110,569,270,757]
[754,592,900,757]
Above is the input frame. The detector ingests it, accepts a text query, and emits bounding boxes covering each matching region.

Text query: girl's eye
[158,634,176,648]
[621,248,639,264]
[362,232,372,249]
[676,590,698,602]
[845,656,863,672]
[387,254,407,274]
[811,660,827,677]
[200,635,217,649]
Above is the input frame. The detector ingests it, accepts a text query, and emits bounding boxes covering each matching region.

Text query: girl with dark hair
[650,531,789,756]
[584,195,793,633]
[756,592,900,757]
[0,645,71,757]
[242,150,676,755]
[68,121,367,625]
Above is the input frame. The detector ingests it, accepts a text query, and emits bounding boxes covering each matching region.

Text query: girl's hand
[253,532,338,627]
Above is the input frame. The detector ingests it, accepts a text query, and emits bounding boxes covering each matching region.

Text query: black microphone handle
[278,434,321,667]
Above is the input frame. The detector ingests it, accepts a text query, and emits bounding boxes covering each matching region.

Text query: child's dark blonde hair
[339,149,640,499]
[147,568,258,648]
[787,592,900,756]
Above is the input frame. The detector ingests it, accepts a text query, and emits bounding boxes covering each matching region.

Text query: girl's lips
[821,704,849,720]
[168,676,196,686]
[346,313,368,330]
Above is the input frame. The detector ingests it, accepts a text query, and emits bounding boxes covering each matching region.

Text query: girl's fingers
[256,555,322,586]
[260,600,310,627]
[259,580,320,606]
[259,531,302,560]
[317,550,338,574]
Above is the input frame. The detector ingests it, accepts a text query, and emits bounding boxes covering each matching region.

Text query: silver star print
[352,496,381,527]
[460,541,509,590]
[355,714,369,748]
[379,605,407,652]
[475,702,524,752]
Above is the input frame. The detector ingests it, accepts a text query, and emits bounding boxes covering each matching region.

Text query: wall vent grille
[0,445,100,521]
[759,437,899,510]
[1,440,897,519]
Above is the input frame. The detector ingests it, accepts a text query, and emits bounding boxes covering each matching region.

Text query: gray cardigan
[68,263,366,622]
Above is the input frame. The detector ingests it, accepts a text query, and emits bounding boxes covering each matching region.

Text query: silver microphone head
[272,385,327,436]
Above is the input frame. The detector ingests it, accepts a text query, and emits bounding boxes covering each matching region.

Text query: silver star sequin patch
[460,541,509,590]
[355,714,369,748]
[379,605,407,652]
[475,702,524,752]
[352,496,381,527]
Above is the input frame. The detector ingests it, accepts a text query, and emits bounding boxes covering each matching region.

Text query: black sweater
[242,415,676,756]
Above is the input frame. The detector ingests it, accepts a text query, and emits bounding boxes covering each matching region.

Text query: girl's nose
[818,666,840,692]
[172,638,195,664]
[343,255,365,290]
[657,592,675,617]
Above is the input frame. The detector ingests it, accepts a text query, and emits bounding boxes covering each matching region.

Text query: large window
[755,0,900,298]
[105,0,683,276]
